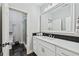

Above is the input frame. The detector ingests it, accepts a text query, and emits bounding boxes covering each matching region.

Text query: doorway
[9,8,27,55]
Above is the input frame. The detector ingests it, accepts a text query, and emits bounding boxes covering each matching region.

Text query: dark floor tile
[10,43,27,56]
[10,42,37,56]
[27,52,37,56]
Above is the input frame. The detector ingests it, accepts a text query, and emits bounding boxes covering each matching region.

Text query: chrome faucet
[53,35,55,38]
[49,34,52,37]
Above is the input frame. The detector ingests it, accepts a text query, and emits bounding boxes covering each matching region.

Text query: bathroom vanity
[33,36,79,56]
[33,3,79,56]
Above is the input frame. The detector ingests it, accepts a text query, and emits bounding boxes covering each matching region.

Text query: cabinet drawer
[38,43,55,56]
[56,46,79,56]
[38,39,55,52]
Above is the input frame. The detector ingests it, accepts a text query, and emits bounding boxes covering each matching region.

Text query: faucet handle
[49,34,52,37]
[53,35,55,38]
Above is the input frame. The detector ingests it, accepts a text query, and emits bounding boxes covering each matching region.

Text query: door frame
[9,6,28,48]
[2,3,28,55]
[2,3,9,56]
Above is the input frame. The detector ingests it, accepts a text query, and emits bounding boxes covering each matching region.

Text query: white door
[2,3,10,56]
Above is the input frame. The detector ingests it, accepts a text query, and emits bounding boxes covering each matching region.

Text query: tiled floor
[27,52,37,56]
[9,42,37,56]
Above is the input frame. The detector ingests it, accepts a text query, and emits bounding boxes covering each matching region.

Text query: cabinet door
[37,39,55,56]
[38,43,55,56]
[56,46,79,56]
[38,38,56,52]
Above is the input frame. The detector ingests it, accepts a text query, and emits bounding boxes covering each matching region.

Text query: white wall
[2,4,9,56]
[0,4,2,45]
[0,4,2,53]
[8,3,40,54]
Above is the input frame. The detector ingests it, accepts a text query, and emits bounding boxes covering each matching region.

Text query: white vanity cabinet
[37,39,55,56]
[33,37,55,56]
[56,46,79,56]
[33,36,79,56]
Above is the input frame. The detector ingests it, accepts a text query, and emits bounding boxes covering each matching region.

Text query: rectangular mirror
[41,3,73,33]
